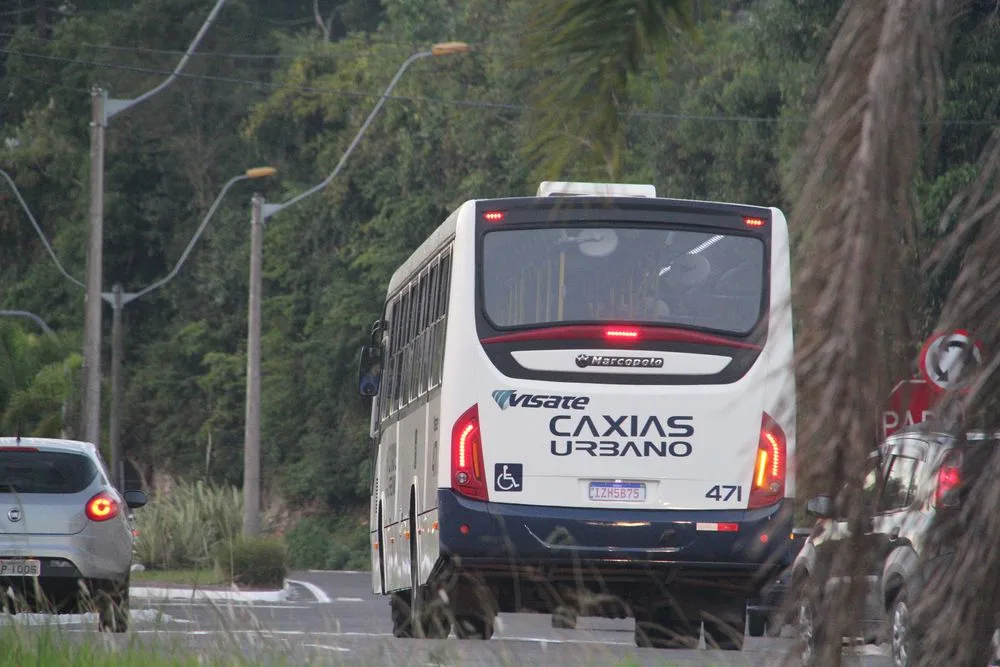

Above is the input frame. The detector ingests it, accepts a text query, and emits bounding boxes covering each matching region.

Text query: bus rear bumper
[436,489,792,591]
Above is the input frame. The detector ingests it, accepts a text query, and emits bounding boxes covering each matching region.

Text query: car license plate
[589,481,645,502]
[0,559,40,577]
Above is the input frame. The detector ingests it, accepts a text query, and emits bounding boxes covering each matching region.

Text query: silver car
[0,436,147,631]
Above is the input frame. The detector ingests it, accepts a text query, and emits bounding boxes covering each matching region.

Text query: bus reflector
[748,412,786,509]
[697,522,739,532]
[604,328,639,340]
[451,404,488,501]
[483,210,506,222]
[744,216,766,228]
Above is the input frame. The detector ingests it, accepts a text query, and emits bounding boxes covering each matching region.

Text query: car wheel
[796,585,822,665]
[97,579,129,633]
[890,589,914,667]
[748,610,767,637]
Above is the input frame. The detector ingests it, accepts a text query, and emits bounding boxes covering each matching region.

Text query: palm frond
[785,0,949,663]
[518,0,693,180]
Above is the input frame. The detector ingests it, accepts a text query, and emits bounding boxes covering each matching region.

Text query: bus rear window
[481,226,765,335]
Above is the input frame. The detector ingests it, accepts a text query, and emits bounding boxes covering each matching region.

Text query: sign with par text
[882,379,937,440]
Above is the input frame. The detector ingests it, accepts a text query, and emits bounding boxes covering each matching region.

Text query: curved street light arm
[0,310,57,338]
[129,173,248,302]
[106,0,229,118]
[263,50,434,219]
[0,170,85,290]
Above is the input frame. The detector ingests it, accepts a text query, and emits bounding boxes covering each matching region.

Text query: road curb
[285,578,332,604]
[129,584,290,603]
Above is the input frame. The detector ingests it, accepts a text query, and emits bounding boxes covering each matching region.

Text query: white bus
[357,181,796,649]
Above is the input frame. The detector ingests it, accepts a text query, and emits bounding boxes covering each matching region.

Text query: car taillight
[934,450,963,508]
[86,492,121,522]
[748,412,786,509]
[451,404,488,502]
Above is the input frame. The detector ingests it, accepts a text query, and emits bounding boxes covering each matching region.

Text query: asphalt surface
[3,570,893,666]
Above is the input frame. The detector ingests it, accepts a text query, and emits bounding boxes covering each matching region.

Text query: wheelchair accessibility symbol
[494,463,523,492]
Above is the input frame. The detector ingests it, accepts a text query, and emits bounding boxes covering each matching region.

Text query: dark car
[790,427,999,666]
[746,527,810,637]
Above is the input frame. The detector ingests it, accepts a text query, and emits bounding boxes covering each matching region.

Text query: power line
[0,30,452,60]
[3,46,1000,127]
[3,72,91,93]
[0,31,298,60]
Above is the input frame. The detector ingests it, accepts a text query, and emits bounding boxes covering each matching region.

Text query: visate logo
[492,390,515,410]
[491,389,590,411]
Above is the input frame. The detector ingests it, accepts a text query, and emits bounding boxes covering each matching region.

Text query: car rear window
[0,451,98,494]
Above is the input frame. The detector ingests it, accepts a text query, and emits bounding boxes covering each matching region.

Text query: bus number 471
[705,485,742,502]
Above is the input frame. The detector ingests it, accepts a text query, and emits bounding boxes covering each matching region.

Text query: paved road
[5,570,892,666]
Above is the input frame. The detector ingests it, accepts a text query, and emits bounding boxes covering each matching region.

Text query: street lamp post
[240,41,471,536]
[0,310,57,338]
[81,0,231,449]
[102,167,276,492]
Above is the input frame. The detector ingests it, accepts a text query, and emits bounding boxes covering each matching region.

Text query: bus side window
[424,261,439,392]
[379,301,392,422]
[435,251,452,383]
[398,288,411,408]
[410,273,425,401]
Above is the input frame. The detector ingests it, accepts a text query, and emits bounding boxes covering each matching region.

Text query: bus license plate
[589,481,645,502]
[0,559,40,577]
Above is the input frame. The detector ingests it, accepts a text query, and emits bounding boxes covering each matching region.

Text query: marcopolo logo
[492,389,590,411]
[575,354,664,369]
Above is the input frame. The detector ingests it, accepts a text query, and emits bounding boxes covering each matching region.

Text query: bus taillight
[748,412,786,509]
[451,404,488,501]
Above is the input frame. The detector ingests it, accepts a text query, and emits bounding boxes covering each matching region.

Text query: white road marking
[306,570,365,574]
[0,609,184,626]
[303,643,350,652]
[333,597,364,602]
[286,579,332,604]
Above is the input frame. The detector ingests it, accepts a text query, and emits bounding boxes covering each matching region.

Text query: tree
[518,0,693,180]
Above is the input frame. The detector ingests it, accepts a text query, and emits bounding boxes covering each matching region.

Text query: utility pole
[109,284,125,491]
[243,193,264,536]
[82,86,106,447]
[79,0,231,450]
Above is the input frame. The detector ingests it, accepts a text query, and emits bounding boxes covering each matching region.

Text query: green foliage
[519,0,693,180]
[0,323,80,437]
[0,621,305,665]
[285,514,370,571]
[214,534,289,588]
[133,479,242,570]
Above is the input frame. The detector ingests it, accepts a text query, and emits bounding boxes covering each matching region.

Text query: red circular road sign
[918,330,983,393]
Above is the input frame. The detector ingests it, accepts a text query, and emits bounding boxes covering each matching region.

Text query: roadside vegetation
[132,479,290,587]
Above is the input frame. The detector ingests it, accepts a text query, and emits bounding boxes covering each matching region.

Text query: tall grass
[133,480,242,571]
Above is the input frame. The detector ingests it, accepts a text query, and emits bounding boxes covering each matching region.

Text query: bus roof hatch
[536,181,657,198]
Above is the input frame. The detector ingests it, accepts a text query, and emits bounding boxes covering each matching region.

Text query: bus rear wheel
[455,613,494,640]
[634,601,699,649]
[390,591,414,638]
